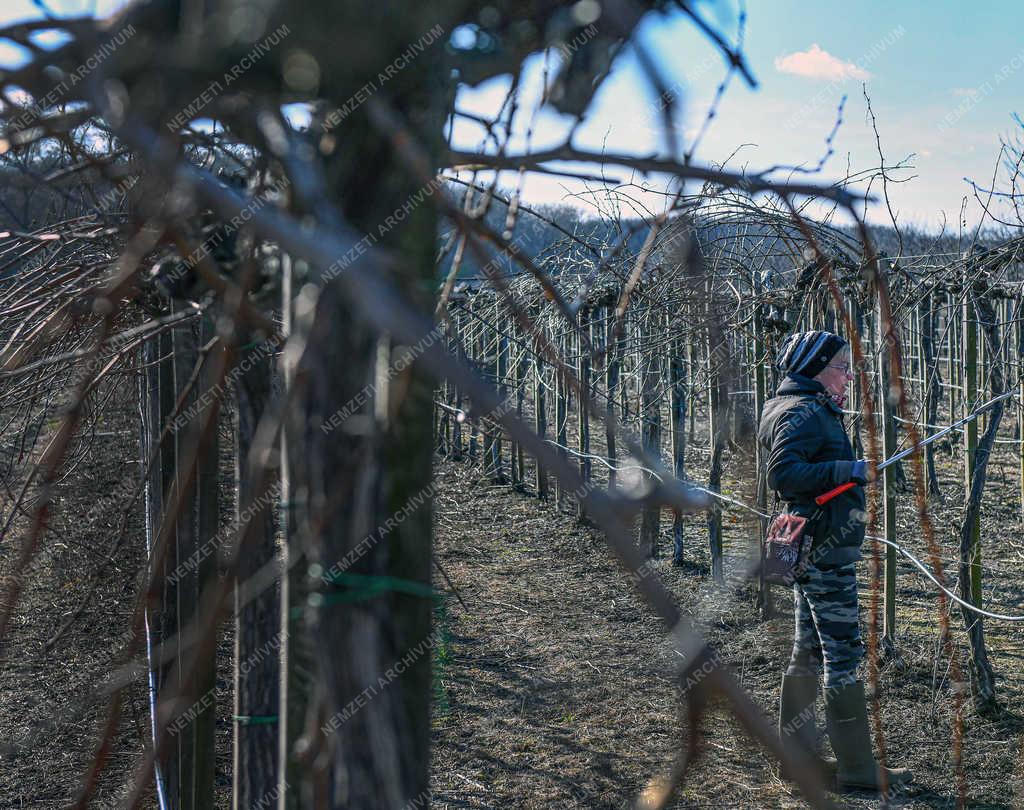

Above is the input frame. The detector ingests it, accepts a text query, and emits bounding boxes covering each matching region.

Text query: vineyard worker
[758,330,912,792]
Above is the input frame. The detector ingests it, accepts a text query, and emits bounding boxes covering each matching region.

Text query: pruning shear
[815,391,1013,506]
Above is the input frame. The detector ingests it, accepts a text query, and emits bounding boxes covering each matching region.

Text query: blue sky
[2,1,1022,231]
[451,1,1024,230]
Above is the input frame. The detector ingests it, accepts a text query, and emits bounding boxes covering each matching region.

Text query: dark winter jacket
[757,373,867,565]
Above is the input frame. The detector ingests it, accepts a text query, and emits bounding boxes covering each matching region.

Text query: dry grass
[431,438,1024,809]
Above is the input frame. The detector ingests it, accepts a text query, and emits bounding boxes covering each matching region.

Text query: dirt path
[3,400,1023,808]
[431,452,1024,809]
[0,393,156,808]
[0,393,237,808]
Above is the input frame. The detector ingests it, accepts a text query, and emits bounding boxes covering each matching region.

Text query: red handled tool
[814,391,1013,506]
[815,480,857,505]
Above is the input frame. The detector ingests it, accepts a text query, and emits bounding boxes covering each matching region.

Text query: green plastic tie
[322,571,438,602]
[287,573,439,617]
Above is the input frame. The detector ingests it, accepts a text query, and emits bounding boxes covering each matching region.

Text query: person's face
[815,347,854,403]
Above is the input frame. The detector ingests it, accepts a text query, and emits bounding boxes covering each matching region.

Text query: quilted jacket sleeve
[765,404,855,498]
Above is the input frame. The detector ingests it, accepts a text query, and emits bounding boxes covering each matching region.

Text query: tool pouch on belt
[762,503,822,586]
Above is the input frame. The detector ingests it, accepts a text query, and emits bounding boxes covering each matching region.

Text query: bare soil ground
[0,389,236,809]
[0,389,157,808]
[3,391,1023,809]
[431,438,1024,809]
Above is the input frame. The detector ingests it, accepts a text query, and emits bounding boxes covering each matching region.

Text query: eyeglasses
[827,362,853,374]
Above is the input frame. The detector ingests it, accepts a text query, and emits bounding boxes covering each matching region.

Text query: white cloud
[774,44,871,82]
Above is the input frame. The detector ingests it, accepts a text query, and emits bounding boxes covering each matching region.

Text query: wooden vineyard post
[980,305,989,435]
[232,317,280,810]
[877,299,898,652]
[468,299,479,461]
[619,315,631,423]
[963,286,982,607]
[577,305,592,519]
[555,330,568,509]
[163,304,217,810]
[534,343,548,499]
[513,319,527,489]
[918,290,942,496]
[844,295,859,457]
[512,338,526,490]
[913,292,921,387]
[752,281,770,614]
[435,377,446,456]
[194,312,219,810]
[606,304,621,491]
[687,328,697,444]
[947,289,959,420]
[494,297,508,482]
[670,333,688,565]
[518,355,526,486]
[450,308,464,461]
[959,291,1003,713]
[277,253,312,810]
[706,274,725,583]
[163,313,194,808]
[438,323,450,457]
[481,302,495,477]
[1018,298,1024,524]
[173,311,196,810]
[640,307,662,557]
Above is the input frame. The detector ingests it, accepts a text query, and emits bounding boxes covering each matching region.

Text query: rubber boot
[823,680,912,792]
[779,673,836,783]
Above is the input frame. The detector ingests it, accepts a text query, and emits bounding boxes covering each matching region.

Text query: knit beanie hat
[776,330,848,378]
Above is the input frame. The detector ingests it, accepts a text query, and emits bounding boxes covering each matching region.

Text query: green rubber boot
[779,673,836,783]
[823,680,912,792]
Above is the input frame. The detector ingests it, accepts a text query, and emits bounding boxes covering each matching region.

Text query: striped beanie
[776,330,847,378]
